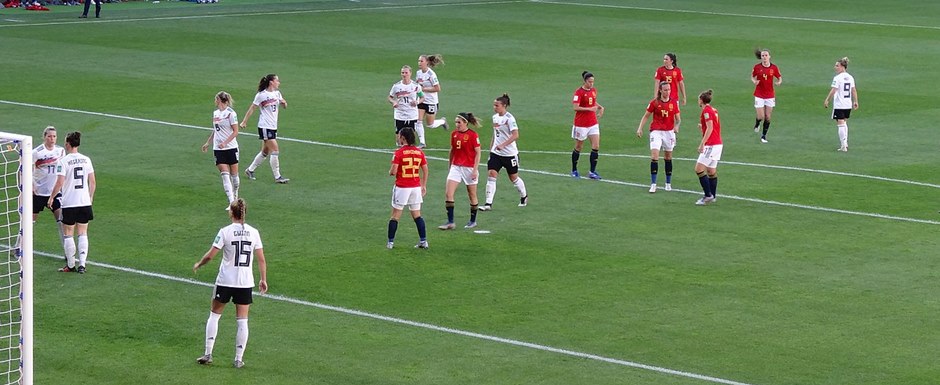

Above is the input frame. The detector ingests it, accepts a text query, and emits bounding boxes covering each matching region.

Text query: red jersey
[391,145,427,188]
[654,66,683,101]
[752,63,781,98]
[450,129,480,168]
[645,98,680,131]
[699,104,722,146]
[572,86,598,127]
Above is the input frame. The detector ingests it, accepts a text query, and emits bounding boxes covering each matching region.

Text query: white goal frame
[0,132,32,385]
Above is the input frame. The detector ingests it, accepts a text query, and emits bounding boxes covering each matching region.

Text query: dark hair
[421,54,444,67]
[699,89,713,104]
[65,131,81,148]
[229,198,246,222]
[456,112,480,128]
[665,52,677,66]
[495,93,511,107]
[754,48,769,60]
[215,91,233,107]
[581,71,594,81]
[257,74,278,92]
[399,127,416,146]
[837,56,849,68]
[657,81,670,100]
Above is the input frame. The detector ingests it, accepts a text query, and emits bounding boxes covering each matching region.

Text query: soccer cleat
[837,147,848,152]
[417,143,426,149]
[478,204,492,211]
[518,196,528,207]
[695,196,716,206]
[414,240,429,249]
[58,265,76,273]
[196,354,213,365]
[571,170,580,179]
[438,222,455,230]
[760,137,768,144]
[664,183,672,191]
[442,122,449,131]
[233,360,244,369]
[588,171,601,180]
[77,266,86,274]
[649,184,657,193]
[245,169,256,180]
[386,241,394,249]
[274,176,290,184]
[464,221,477,229]
[754,126,760,133]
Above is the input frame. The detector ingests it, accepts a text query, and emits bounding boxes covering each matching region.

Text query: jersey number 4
[231,240,253,267]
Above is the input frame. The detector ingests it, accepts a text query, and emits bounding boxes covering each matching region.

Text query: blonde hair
[837,57,850,68]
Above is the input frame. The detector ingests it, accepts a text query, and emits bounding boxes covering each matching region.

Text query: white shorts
[696,144,723,169]
[571,124,600,141]
[754,97,776,108]
[649,130,676,151]
[391,186,423,210]
[446,165,478,185]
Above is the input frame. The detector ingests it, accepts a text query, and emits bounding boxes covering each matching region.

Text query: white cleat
[386,241,394,249]
[837,147,848,152]
[649,184,657,193]
[664,183,672,191]
[414,240,429,249]
[695,196,715,206]
[760,137,768,144]
[478,204,493,211]
[438,223,455,230]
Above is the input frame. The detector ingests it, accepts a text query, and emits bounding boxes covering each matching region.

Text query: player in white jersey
[49,131,96,274]
[823,57,859,152]
[240,74,289,183]
[479,94,527,211]
[193,198,268,369]
[416,54,448,132]
[13,126,67,259]
[388,65,425,147]
[202,91,241,208]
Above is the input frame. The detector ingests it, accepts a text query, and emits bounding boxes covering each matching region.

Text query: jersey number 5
[231,240,253,267]
[73,167,85,189]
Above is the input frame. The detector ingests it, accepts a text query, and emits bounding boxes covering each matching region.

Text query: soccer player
[823,57,859,152]
[694,89,722,205]
[636,82,681,193]
[571,71,605,180]
[240,74,289,184]
[49,131,95,274]
[14,126,67,259]
[653,53,687,106]
[387,128,430,249]
[438,112,482,230]
[193,198,268,369]
[416,54,448,132]
[388,65,425,147]
[202,91,241,208]
[751,48,782,143]
[479,94,527,211]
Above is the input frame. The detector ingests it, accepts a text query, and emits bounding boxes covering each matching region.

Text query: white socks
[204,312,221,355]
[512,176,527,198]
[429,118,446,128]
[485,177,497,205]
[415,121,426,146]
[64,237,76,268]
[231,175,240,198]
[248,151,266,172]
[269,152,281,179]
[77,234,88,267]
[221,172,234,203]
[837,123,848,149]
[235,318,249,361]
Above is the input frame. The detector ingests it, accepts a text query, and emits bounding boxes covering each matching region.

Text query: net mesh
[0,139,25,385]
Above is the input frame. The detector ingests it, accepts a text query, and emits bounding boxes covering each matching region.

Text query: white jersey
[491,112,519,157]
[212,107,239,150]
[211,223,263,289]
[55,152,94,208]
[389,80,421,121]
[32,144,65,196]
[415,68,440,105]
[830,72,856,109]
[251,89,283,129]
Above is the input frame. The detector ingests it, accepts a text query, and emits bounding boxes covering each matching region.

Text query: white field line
[0,0,525,28]
[530,0,940,31]
[29,250,755,385]
[2,98,938,225]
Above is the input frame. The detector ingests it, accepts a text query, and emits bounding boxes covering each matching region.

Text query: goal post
[0,132,32,385]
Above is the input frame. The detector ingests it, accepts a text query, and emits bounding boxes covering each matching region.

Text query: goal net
[0,133,33,385]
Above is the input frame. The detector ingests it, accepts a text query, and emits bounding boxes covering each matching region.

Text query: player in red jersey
[570,71,605,179]
[694,89,723,205]
[751,48,782,143]
[653,53,686,106]
[636,82,681,193]
[438,112,482,230]
[387,128,429,249]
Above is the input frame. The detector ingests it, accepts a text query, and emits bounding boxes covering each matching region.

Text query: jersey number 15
[231,240,253,267]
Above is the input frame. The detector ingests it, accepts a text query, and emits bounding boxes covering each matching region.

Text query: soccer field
[2,1,940,384]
